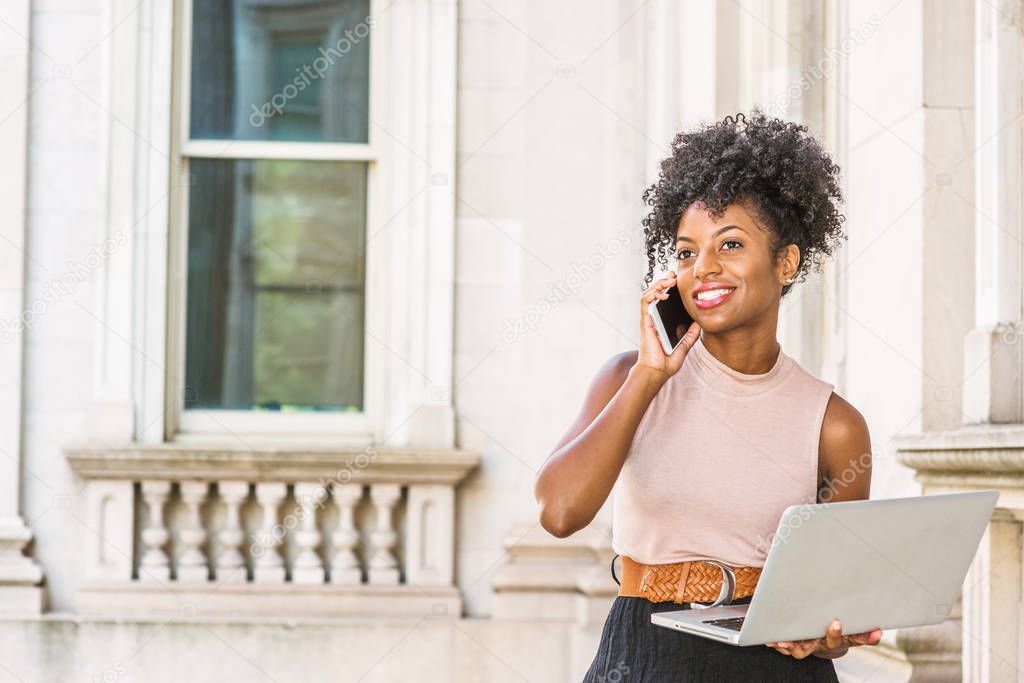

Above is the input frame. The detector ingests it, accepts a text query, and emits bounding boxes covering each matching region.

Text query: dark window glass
[190,0,371,142]
[184,158,367,411]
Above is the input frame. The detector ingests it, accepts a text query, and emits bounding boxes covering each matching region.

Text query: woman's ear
[778,244,801,284]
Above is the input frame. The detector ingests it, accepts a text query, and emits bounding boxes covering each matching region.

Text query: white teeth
[697,288,734,301]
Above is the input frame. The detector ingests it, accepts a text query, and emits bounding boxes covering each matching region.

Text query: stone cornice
[64,442,480,485]
[894,424,1024,486]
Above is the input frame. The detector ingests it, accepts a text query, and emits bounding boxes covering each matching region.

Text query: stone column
[964,0,1024,425]
[962,509,1022,682]
[381,0,457,449]
[896,597,964,682]
[0,0,42,614]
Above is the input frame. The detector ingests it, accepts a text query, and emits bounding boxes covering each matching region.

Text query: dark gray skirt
[583,594,841,682]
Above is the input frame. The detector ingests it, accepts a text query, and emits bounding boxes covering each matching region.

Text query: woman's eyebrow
[676,225,748,243]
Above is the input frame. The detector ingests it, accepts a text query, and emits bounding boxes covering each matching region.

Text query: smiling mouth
[694,287,736,309]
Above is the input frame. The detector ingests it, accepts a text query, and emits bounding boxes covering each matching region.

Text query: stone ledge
[76,582,462,619]
[491,522,617,622]
[0,587,43,617]
[64,443,480,485]
[894,424,1024,485]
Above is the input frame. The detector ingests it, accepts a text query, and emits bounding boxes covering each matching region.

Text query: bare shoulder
[821,392,870,447]
[605,350,639,384]
[818,391,872,501]
[587,350,640,408]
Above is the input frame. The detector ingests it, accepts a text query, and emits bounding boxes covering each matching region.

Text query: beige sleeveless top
[611,335,834,567]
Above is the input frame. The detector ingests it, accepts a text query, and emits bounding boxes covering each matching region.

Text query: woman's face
[673,200,798,333]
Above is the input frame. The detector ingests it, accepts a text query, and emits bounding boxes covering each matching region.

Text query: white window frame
[72,0,456,452]
[167,0,386,441]
[127,0,461,450]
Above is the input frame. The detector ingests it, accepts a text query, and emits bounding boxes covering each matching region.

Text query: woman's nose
[692,250,722,280]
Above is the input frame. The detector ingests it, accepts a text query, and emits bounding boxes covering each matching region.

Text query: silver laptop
[651,490,998,646]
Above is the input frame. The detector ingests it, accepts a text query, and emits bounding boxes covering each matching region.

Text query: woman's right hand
[637,271,701,379]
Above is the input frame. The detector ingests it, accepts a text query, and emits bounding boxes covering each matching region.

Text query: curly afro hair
[641,109,846,298]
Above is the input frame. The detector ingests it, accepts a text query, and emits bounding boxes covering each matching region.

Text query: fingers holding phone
[638,272,700,378]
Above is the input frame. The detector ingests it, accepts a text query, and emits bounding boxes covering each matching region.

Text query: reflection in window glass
[185,159,366,411]
[190,0,371,142]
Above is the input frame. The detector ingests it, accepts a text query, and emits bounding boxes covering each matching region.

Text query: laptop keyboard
[702,617,745,631]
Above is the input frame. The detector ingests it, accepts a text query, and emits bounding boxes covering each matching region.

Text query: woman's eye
[675,240,740,260]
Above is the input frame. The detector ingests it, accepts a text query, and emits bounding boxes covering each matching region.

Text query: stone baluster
[253,482,287,583]
[292,482,327,584]
[177,481,210,582]
[216,481,250,584]
[139,480,171,582]
[367,483,401,585]
[330,483,364,585]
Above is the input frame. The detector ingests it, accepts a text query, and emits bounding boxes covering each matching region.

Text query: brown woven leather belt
[617,555,762,605]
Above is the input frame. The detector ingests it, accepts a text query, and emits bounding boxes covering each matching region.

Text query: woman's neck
[699,331,782,375]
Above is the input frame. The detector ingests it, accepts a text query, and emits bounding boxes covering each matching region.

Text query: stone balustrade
[65,443,479,618]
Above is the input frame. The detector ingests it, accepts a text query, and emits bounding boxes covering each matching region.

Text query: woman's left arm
[767,392,880,660]
[816,391,872,506]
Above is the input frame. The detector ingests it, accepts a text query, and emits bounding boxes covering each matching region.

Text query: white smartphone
[647,283,694,355]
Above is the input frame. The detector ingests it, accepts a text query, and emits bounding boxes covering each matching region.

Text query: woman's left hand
[765,619,882,659]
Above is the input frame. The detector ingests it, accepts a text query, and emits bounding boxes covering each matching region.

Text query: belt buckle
[687,560,736,610]
[639,567,653,596]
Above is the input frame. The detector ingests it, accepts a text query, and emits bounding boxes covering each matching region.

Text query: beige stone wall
[5,0,1002,680]
[453,0,653,618]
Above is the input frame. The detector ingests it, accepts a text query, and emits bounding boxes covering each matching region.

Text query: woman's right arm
[533,354,668,538]
[534,270,700,538]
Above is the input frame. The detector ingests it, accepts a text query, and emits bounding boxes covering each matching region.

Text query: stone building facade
[0,1,1018,681]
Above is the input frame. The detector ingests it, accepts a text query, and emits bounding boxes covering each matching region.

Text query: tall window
[179,0,374,421]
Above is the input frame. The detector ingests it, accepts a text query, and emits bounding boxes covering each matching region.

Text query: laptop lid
[736,490,998,645]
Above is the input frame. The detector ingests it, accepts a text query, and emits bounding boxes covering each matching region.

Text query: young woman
[534,111,883,681]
